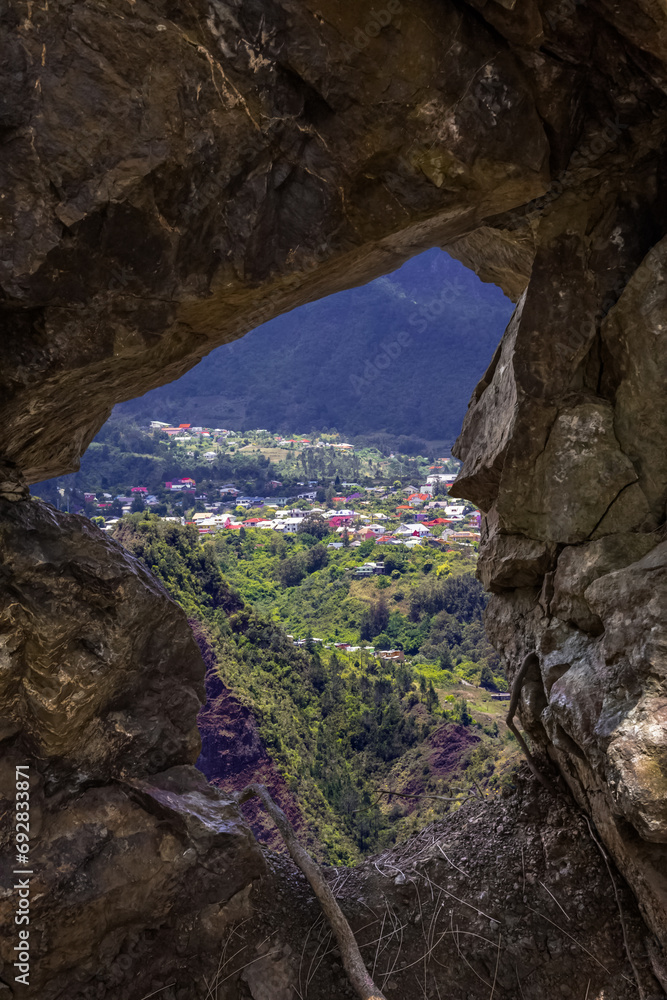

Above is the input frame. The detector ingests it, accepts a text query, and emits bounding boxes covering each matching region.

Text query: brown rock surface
[0,500,264,996]
[2,0,667,994]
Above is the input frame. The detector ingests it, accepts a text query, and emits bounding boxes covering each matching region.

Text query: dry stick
[437,843,469,878]
[583,815,644,996]
[490,932,501,1000]
[139,986,177,1000]
[525,905,613,975]
[539,880,571,922]
[234,783,388,1000]
[506,653,558,794]
[376,788,478,804]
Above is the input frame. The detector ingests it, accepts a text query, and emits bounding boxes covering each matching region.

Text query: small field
[238,445,289,462]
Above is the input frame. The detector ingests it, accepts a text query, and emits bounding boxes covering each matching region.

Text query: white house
[426,474,457,485]
[280,518,303,533]
[395,523,432,538]
[150,420,169,429]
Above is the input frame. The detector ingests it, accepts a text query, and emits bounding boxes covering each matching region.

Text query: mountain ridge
[118,249,514,445]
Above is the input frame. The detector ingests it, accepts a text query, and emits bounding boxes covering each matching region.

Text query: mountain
[119,250,514,446]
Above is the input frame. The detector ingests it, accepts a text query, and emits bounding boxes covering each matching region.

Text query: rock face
[0,499,264,997]
[2,0,667,994]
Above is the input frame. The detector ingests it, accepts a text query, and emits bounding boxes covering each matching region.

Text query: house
[408,493,430,504]
[329,515,354,527]
[395,523,432,537]
[377,650,405,662]
[84,493,96,503]
[354,562,385,577]
[447,531,481,543]
[150,420,170,429]
[426,474,457,485]
[364,524,386,536]
[280,518,303,533]
[204,451,216,460]
[165,478,196,491]
[131,486,147,493]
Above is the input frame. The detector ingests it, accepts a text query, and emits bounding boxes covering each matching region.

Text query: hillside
[118,249,513,445]
[114,513,520,863]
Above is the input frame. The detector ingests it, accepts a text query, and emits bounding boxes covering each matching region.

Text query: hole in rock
[32,248,515,862]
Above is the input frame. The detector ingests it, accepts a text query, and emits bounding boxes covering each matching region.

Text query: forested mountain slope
[114,514,519,863]
[119,250,513,443]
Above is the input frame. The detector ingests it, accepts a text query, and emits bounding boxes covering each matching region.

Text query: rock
[551,534,657,632]
[601,237,667,526]
[478,529,557,591]
[3,0,667,989]
[0,498,204,784]
[0,0,549,485]
[0,499,264,997]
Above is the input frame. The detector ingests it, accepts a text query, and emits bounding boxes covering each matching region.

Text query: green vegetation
[114,514,518,863]
[32,419,443,509]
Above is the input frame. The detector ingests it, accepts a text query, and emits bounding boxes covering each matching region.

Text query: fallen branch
[234,783,387,1000]
[506,653,557,794]
[376,787,479,804]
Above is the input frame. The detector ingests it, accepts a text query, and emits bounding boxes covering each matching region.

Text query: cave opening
[30,247,516,863]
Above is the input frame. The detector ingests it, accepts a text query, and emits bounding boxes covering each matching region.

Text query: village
[77,420,482,547]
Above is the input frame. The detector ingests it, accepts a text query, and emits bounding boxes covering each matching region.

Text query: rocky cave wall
[1,0,667,996]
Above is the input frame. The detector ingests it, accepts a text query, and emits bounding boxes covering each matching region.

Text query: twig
[515,963,527,1000]
[437,843,469,877]
[525,905,613,974]
[421,872,499,924]
[234,783,388,1000]
[583,816,643,993]
[376,788,477,804]
[539,880,571,922]
[506,653,557,794]
[139,986,177,1000]
[490,932,501,999]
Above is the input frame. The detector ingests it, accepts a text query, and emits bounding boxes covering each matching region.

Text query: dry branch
[234,782,388,1000]
[375,787,479,804]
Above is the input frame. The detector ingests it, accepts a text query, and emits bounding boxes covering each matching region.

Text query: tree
[130,494,145,513]
[342,528,350,548]
[439,647,452,670]
[479,664,498,691]
[426,680,438,714]
[298,516,329,540]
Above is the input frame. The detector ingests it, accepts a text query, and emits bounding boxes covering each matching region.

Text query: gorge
[1,0,667,997]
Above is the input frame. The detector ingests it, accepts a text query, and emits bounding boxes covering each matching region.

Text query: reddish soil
[427,721,480,774]
[191,620,312,854]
